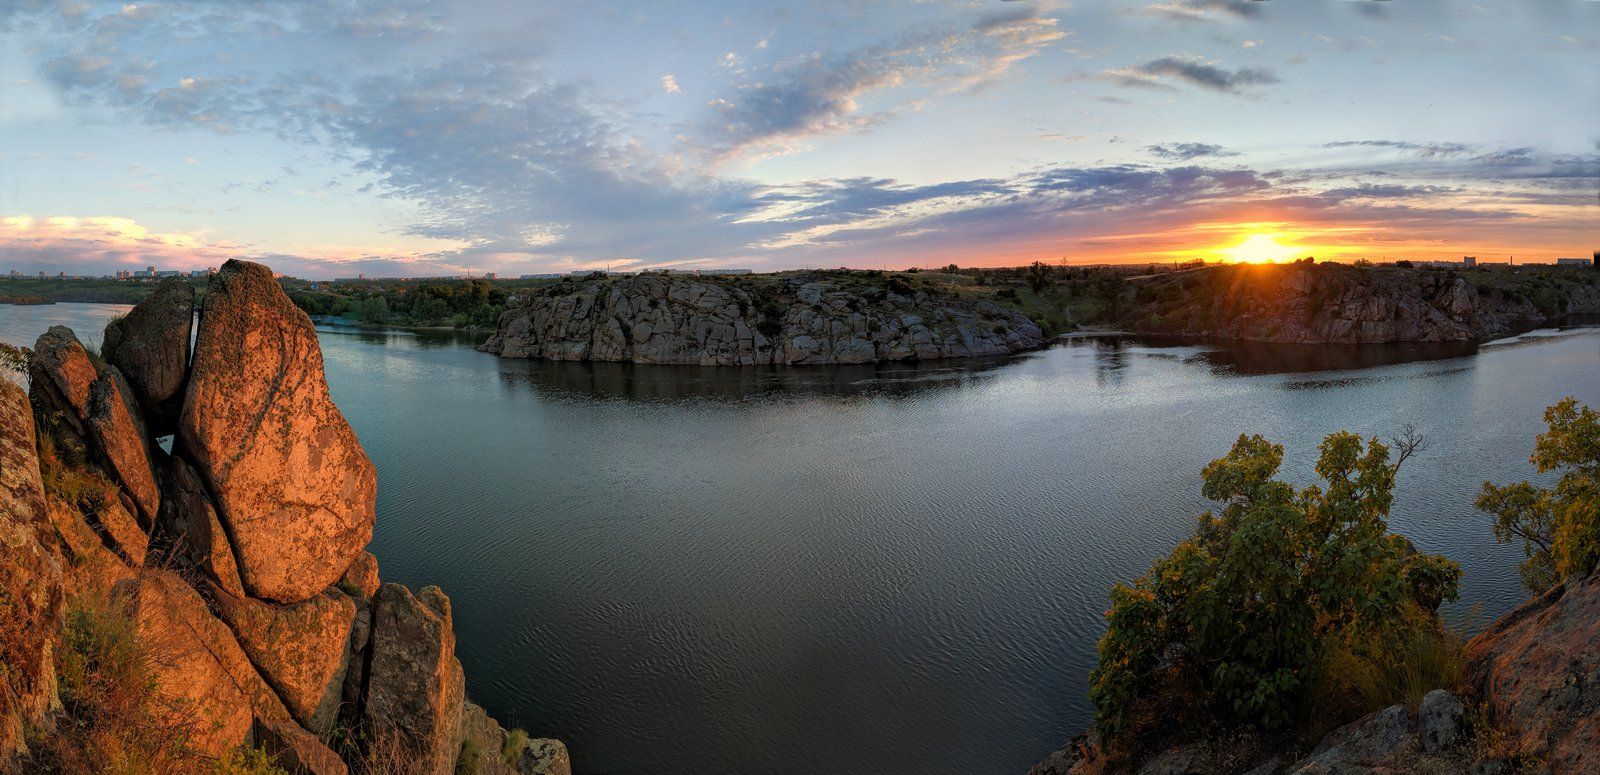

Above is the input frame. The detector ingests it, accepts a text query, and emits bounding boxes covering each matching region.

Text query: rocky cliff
[1030,568,1600,774]
[1,264,568,775]
[1122,263,1600,345]
[479,272,1046,365]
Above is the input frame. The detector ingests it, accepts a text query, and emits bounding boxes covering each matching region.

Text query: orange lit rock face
[179,259,376,604]
[208,584,356,734]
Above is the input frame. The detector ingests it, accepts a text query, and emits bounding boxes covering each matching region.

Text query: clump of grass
[1300,610,1465,741]
[455,737,483,775]
[501,728,529,765]
[210,747,290,775]
[29,596,201,773]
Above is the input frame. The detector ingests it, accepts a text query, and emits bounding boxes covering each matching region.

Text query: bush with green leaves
[1089,431,1461,743]
[1478,397,1600,592]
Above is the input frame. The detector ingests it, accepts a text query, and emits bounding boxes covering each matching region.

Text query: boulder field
[479,272,1046,365]
[1029,569,1600,774]
[1,264,568,774]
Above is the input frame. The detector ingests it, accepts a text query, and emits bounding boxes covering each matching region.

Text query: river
[2,303,1596,775]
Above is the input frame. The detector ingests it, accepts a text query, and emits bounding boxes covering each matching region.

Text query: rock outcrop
[0,380,65,758]
[481,272,1045,365]
[1465,571,1600,772]
[179,258,377,603]
[7,259,566,775]
[1124,262,1600,344]
[364,583,466,774]
[115,570,348,775]
[209,585,357,734]
[102,276,193,433]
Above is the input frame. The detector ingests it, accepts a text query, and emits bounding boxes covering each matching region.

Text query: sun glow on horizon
[1222,233,1304,264]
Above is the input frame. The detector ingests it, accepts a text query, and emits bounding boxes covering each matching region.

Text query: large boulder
[0,380,66,757]
[102,276,194,433]
[1419,689,1467,753]
[162,454,245,597]
[85,366,160,523]
[114,570,346,775]
[364,583,465,775]
[209,585,356,734]
[28,325,98,446]
[1465,572,1600,772]
[178,259,376,603]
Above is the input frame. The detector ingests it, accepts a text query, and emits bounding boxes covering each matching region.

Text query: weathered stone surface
[162,454,245,597]
[0,380,66,757]
[85,366,160,524]
[1465,571,1600,773]
[28,325,98,445]
[1288,705,1413,773]
[341,550,380,600]
[1419,689,1466,753]
[458,702,572,775]
[179,258,376,603]
[364,583,465,775]
[102,276,194,433]
[92,492,148,567]
[113,569,346,774]
[42,496,136,601]
[481,273,1045,365]
[209,585,356,735]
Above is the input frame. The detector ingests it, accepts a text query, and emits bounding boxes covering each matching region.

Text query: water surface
[4,304,1597,775]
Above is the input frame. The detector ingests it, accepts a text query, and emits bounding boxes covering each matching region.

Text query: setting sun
[1223,233,1302,264]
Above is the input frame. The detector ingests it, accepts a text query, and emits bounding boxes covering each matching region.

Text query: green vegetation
[0,342,28,375]
[1089,429,1461,748]
[1478,398,1600,592]
[28,597,287,774]
[455,737,484,775]
[501,728,529,765]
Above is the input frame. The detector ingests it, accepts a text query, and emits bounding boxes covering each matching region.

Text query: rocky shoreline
[1,262,567,774]
[479,272,1046,366]
[1121,262,1600,345]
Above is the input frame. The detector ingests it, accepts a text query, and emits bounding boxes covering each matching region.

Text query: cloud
[1103,57,1279,93]
[695,7,1064,161]
[660,74,680,94]
[1145,0,1263,24]
[1146,142,1238,160]
[1321,140,1475,158]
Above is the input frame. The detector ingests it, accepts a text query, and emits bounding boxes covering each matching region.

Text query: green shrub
[1478,397,1600,591]
[1089,431,1461,745]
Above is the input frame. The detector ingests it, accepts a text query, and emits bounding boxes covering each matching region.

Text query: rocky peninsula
[1121,261,1600,345]
[1,262,566,774]
[479,271,1046,365]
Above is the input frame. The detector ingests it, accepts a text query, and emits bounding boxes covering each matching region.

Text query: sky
[0,0,1595,279]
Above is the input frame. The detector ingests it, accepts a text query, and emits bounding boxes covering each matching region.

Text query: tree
[357,296,389,324]
[410,296,450,325]
[1089,431,1460,742]
[1478,398,1600,592]
[1026,260,1054,294]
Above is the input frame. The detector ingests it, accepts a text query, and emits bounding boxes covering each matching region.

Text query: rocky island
[479,271,1046,365]
[1,262,567,775]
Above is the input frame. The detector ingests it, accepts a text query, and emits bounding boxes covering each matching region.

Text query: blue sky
[1,0,1595,278]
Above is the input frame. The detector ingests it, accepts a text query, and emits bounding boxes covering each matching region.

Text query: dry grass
[1299,611,1466,742]
[22,596,288,775]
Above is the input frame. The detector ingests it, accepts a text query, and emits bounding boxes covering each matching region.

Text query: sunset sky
[1,0,1595,279]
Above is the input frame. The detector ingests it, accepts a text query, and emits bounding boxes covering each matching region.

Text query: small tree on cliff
[1478,397,1600,593]
[1089,431,1460,742]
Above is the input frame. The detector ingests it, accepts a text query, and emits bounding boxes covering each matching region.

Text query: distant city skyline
[1,0,1595,280]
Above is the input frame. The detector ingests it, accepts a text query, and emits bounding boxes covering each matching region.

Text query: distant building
[1463,256,1476,267]
[519,273,563,279]
[155,270,182,278]
[1555,257,1591,268]
[146,266,157,277]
